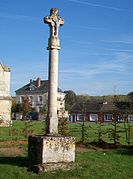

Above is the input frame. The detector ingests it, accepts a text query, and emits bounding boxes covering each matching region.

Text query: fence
[68,122,133,145]
[0,120,133,146]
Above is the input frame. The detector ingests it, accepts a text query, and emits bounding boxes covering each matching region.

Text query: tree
[40,103,48,115]
[11,100,22,114]
[21,96,32,120]
[20,96,33,138]
[127,91,133,102]
[76,95,90,104]
[64,90,77,112]
[58,117,69,136]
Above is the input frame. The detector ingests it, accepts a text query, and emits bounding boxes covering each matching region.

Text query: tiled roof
[72,102,119,113]
[100,102,117,112]
[15,80,63,95]
[72,102,101,113]
[87,103,101,112]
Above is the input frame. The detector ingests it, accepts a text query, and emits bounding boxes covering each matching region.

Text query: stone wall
[0,64,12,127]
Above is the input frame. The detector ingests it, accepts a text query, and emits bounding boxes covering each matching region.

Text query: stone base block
[28,135,75,165]
[29,162,77,173]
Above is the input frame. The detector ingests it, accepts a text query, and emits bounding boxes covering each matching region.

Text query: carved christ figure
[44,8,64,38]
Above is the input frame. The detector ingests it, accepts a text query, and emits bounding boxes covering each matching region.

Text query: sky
[0,0,133,96]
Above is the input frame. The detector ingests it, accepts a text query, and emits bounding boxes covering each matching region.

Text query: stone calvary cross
[28,9,75,172]
[44,8,64,134]
[44,8,64,39]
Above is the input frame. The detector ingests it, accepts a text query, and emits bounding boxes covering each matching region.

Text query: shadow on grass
[115,147,133,156]
[0,156,30,167]
[85,140,133,155]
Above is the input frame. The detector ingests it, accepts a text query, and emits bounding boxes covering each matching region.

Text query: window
[38,96,42,104]
[29,96,33,104]
[90,114,98,121]
[104,114,113,121]
[70,114,76,122]
[128,115,133,123]
[38,96,42,102]
[20,96,23,103]
[77,114,84,121]
[118,114,125,122]
[39,107,43,112]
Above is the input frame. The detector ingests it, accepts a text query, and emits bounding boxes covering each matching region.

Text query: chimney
[36,77,41,87]
[30,79,32,84]
[29,79,32,90]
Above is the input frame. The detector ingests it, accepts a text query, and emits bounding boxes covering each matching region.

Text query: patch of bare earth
[76,144,92,153]
[0,140,27,146]
[0,147,24,157]
[76,143,106,152]
[0,140,27,157]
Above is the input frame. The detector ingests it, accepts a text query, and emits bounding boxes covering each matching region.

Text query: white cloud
[102,40,133,45]
[0,12,39,21]
[67,0,123,11]
[59,51,133,95]
[70,24,105,31]
[105,48,133,53]
[60,53,127,78]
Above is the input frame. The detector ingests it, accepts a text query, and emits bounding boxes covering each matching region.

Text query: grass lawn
[0,120,133,178]
[0,120,45,141]
[0,145,133,179]
[0,120,133,144]
[69,122,133,145]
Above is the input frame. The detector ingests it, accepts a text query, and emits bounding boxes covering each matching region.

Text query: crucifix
[44,8,64,134]
[44,8,64,49]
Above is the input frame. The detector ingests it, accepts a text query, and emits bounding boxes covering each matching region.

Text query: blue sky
[0,0,133,96]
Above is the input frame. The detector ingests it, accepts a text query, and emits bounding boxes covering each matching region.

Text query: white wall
[0,64,11,126]
[0,65,10,96]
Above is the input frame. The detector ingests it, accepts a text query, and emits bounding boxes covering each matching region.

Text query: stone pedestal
[28,9,76,173]
[28,135,75,172]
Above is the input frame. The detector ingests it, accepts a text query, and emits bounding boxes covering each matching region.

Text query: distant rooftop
[15,77,64,95]
[72,101,118,113]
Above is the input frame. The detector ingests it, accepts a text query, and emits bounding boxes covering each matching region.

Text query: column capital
[44,8,64,49]
[47,37,61,50]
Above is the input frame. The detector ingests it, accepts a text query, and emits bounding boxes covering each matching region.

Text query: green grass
[0,120,133,145]
[0,120,45,141]
[0,120,133,178]
[68,122,133,145]
[0,149,133,178]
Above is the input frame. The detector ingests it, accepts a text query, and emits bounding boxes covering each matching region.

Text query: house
[0,63,12,126]
[70,101,132,123]
[15,77,68,119]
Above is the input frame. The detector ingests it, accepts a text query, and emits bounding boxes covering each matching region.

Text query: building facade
[0,64,12,126]
[15,77,68,119]
[70,101,133,123]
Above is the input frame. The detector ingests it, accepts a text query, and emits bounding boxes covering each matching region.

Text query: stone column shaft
[44,8,64,135]
[47,49,59,134]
